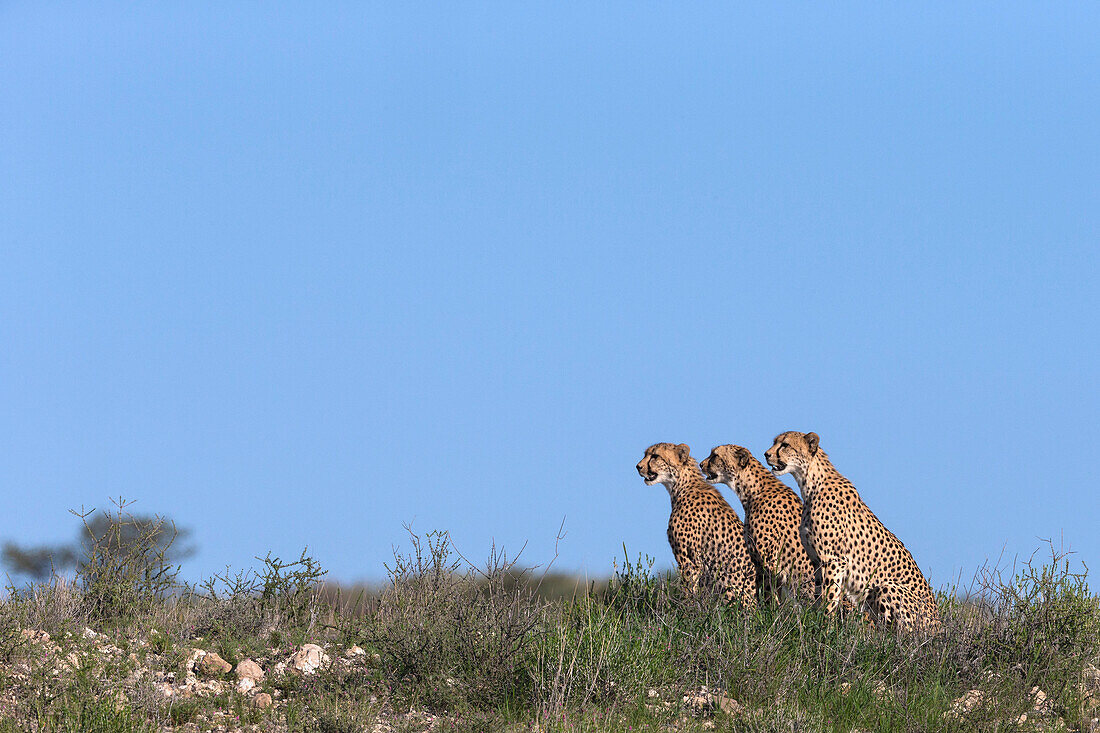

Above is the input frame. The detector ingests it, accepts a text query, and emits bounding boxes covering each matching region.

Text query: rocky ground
[5,624,1100,732]
[3,533,1098,731]
[4,625,760,732]
[5,626,389,732]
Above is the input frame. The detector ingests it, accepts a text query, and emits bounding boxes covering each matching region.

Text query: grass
[0,508,1097,731]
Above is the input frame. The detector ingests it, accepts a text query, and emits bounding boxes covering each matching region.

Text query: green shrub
[358,528,546,711]
[71,499,186,626]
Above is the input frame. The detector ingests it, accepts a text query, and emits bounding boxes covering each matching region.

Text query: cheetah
[700,444,815,604]
[764,431,940,631]
[637,443,757,607]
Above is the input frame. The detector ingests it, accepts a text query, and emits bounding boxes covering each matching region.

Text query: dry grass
[0,511,1097,732]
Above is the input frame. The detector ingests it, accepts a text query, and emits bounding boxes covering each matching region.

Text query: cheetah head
[699,444,753,493]
[764,431,820,478]
[637,443,694,488]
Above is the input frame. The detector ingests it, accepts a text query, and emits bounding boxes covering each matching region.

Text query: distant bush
[3,497,194,584]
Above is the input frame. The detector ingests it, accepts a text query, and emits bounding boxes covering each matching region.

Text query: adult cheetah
[637,443,757,607]
[764,431,940,631]
[700,444,815,604]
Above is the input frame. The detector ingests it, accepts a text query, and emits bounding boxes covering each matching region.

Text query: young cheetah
[700,444,815,604]
[637,443,757,607]
[764,431,940,631]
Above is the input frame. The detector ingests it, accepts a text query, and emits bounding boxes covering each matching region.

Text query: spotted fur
[700,444,814,603]
[637,443,757,607]
[764,431,940,631]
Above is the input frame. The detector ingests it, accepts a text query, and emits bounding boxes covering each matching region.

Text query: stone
[154,682,175,698]
[682,686,740,716]
[346,645,366,657]
[288,644,329,675]
[683,689,711,712]
[198,651,232,676]
[945,689,985,720]
[1030,685,1049,713]
[20,629,50,644]
[716,695,743,715]
[253,692,273,709]
[236,659,264,682]
[184,648,205,675]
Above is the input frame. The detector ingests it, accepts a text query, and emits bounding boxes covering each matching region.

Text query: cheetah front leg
[809,561,825,605]
[669,531,701,595]
[818,558,848,616]
[727,560,759,610]
[677,556,701,595]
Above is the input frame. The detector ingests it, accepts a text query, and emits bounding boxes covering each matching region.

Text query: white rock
[185,648,206,675]
[288,644,330,675]
[945,689,985,720]
[1030,686,1050,714]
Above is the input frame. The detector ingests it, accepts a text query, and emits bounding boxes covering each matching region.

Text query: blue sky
[2,4,1098,588]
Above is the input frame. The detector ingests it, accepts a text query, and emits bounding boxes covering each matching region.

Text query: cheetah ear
[735,446,751,469]
[805,432,820,456]
[675,443,691,463]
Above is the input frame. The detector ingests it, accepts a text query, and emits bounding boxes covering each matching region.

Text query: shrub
[358,527,546,711]
[72,499,187,626]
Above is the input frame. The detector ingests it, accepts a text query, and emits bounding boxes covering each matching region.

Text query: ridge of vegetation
[1,503,1098,732]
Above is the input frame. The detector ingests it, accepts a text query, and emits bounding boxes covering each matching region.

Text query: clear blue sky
[2,4,1098,589]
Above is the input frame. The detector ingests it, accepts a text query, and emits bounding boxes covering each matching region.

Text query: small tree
[2,498,195,583]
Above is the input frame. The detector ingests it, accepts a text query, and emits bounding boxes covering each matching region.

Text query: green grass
[0,522,1097,732]
[0,696,154,733]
